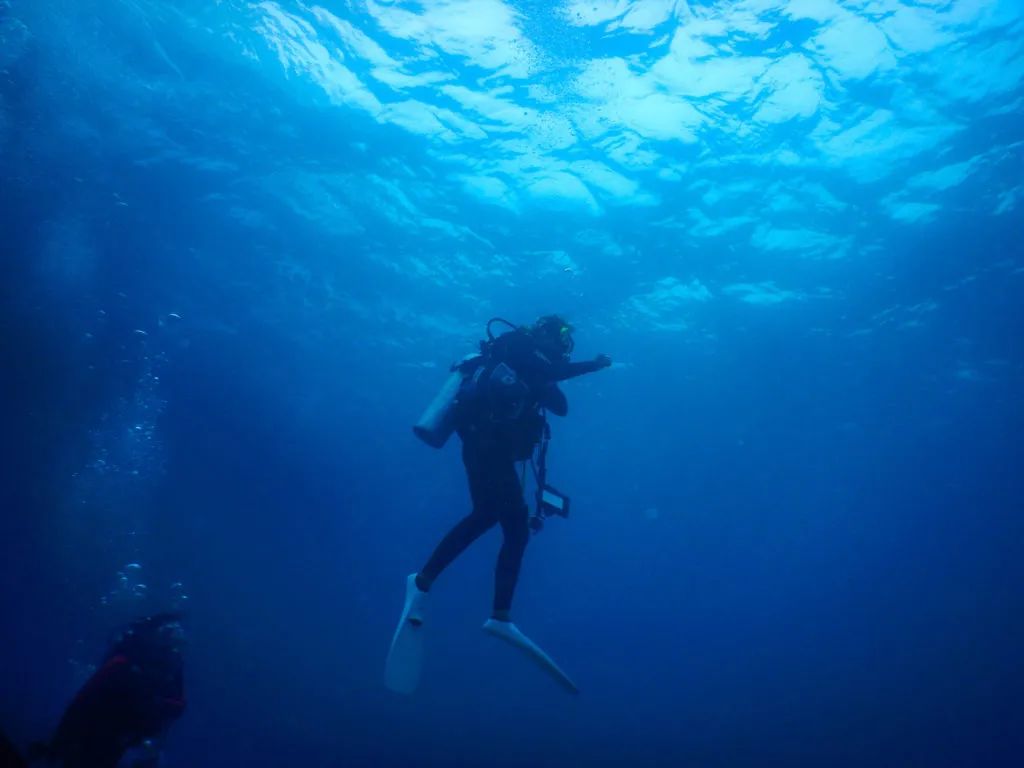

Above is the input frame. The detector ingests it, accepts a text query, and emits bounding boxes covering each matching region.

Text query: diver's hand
[594,354,612,369]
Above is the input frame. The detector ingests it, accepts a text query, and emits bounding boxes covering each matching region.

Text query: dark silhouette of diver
[416,315,611,620]
[389,315,610,694]
[0,729,26,768]
[39,613,186,768]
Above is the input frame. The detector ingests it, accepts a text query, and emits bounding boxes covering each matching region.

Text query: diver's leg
[479,462,578,694]
[417,442,502,591]
[416,509,495,591]
[417,442,516,593]
[492,464,530,621]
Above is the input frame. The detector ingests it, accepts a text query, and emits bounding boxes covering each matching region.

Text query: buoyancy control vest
[455,332,547,459]
[413,319,548,458]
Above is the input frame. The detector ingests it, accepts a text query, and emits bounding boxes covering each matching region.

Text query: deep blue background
[2,1,1023,766]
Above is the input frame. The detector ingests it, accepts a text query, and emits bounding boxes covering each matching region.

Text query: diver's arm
[538,384,568,417]
[504,332,611,383]
[550,354,612,382]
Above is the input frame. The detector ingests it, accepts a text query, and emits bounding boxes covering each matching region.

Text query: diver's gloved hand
[594,354,612,369]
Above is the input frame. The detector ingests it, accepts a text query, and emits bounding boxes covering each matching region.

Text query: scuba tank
[412,319,520,449]
[412,353,482,448]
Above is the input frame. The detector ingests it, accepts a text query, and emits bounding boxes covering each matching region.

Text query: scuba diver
[1,729,26,768]
[38,613,186,768]
[386,315,611,695]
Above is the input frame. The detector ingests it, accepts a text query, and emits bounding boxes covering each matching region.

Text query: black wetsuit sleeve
[548,359,606,382]
[500,333,604,382]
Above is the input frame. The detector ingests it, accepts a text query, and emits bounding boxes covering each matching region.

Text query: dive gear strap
[525,415,571,534]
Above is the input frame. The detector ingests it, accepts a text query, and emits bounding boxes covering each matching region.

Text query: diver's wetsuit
[49,646,184,768]
[418,330,605,617]
[0,728,26,768]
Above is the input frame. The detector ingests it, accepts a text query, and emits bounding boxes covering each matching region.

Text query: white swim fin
[384,574,428,694]
[483,619,579,695]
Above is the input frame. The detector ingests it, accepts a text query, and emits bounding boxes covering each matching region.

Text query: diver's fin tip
[482,619,578,694]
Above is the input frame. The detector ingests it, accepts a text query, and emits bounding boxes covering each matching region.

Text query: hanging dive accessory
[526,415,571,534]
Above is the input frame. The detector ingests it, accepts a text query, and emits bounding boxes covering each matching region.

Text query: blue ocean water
[1,0,1022,765]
